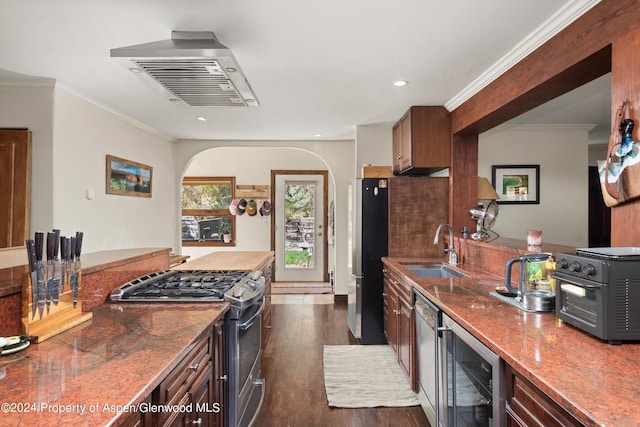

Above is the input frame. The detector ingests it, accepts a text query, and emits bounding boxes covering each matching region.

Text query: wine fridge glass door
[439,313,503,426]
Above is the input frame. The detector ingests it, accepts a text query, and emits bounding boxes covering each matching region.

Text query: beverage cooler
[438,313,504,426]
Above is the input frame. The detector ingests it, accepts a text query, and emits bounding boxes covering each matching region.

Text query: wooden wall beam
[451,0,638,135]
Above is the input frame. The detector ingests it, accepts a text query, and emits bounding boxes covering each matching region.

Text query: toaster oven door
[555,274,606,340]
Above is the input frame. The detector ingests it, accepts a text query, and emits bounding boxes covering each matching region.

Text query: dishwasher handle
[415,300,437,329]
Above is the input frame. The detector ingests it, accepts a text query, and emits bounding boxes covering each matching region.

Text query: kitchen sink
[403,263,468,279]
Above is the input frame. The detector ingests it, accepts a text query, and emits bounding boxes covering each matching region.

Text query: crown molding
[445,0,601,112]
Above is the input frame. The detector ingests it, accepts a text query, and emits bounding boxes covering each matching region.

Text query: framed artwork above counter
[492,164,540,204]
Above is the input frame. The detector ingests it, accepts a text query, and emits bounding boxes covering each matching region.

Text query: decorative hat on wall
[229,199,239,215]
[260,201,272,216]
[246,199,257,216]
[237,199,247,215]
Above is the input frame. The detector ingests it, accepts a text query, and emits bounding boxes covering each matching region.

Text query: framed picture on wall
[106,155,153,197]
[492,164,539,204]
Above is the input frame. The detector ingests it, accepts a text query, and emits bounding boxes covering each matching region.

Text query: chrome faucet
[434,223,458,266]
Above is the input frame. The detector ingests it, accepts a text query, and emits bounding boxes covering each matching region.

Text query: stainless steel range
[554,247,640,345]
[110,269,266,427]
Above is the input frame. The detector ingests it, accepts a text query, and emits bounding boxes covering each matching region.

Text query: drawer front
[505,365,583,427]
[158,332,213,406]
[384,268,412,303]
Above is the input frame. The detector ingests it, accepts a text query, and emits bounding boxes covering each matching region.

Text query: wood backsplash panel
[388,176,448,257]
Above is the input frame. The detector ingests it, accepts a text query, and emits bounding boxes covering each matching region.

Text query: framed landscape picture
[492,165,539,204]
[106,155,153,197]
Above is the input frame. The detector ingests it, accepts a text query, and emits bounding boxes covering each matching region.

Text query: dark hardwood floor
[257,298,430,426]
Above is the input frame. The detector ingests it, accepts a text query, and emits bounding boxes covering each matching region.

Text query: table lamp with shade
[470,177,500,241]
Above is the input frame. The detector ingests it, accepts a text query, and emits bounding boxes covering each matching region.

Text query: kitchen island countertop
[1,302,229,427]
[171,251,274,272]
[383,257,640,427]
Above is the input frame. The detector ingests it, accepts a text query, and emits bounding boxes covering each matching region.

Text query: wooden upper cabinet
[392,106,451,175]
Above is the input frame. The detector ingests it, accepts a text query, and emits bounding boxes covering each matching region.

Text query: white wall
[479,124,592,247]
[51,89,177,253]
[175,140,355,294]
[0,83,55,234]
[2,81,375,294]
[355,123,393,175]
[1,83,178,254]
[182,146,329,258]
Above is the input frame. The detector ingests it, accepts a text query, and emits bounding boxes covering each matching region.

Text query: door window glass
[284,182,315,269]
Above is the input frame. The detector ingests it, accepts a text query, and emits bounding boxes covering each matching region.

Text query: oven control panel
[555,253,607,283]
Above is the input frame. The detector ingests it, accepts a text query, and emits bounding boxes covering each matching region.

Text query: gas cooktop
[110,270,248,302]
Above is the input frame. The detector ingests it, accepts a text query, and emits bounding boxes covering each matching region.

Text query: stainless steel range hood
[110,31,259,107]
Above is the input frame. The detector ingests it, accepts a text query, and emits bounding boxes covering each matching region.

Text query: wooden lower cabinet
[259,258,274,350]
[119,395,152,427]
[397,297,414,388]
[383,268,417,392]
[212,320,226,427]
[505,364,584,427]
[383,277,398,354]
[126,319,226,427]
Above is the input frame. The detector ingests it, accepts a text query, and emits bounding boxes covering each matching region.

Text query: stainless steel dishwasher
[415,291,440,427]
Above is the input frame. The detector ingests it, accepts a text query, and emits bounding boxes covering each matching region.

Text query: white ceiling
[0,0,607,142]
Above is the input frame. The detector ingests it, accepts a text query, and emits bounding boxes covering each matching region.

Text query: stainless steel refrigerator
[347,178,388,344]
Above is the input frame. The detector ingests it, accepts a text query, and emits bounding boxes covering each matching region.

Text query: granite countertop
[0,302,229,427]
[382,257,640,427]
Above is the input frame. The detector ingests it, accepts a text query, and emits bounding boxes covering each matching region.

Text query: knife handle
[25,240,36,272]
[60,237,67,262]
[34,232,44,262]
[53,229,61,258]
[70,237,76,262]
[66,237,72,262]
[75,232,83,258]
[47,232,55,262]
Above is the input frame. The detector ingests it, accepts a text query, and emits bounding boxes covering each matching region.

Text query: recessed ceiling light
[196,116,208,122]
[393,80,408,87]
[129,67,142,73]
[313,133,323,138]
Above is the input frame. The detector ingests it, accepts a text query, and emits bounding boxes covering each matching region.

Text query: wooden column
[449,133,478,236]
[610,27,640,245]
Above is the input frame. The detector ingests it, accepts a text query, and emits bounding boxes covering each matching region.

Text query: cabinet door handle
[191,418,202,426]
[218,374,228,381]
[189,363,199,372]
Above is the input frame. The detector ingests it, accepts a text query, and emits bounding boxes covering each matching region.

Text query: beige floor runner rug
[323,345,420,408]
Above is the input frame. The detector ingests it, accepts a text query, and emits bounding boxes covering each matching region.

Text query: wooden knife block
[21,271,93,343]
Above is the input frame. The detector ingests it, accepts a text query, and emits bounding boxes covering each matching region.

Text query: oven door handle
[238,297,265,330]
[553,274,602,289]
[246,378,265,427]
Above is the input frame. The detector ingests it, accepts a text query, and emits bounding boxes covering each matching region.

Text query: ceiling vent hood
[110,31,259,107]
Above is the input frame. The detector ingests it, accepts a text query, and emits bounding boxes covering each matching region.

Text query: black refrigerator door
[360,178,388,344]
